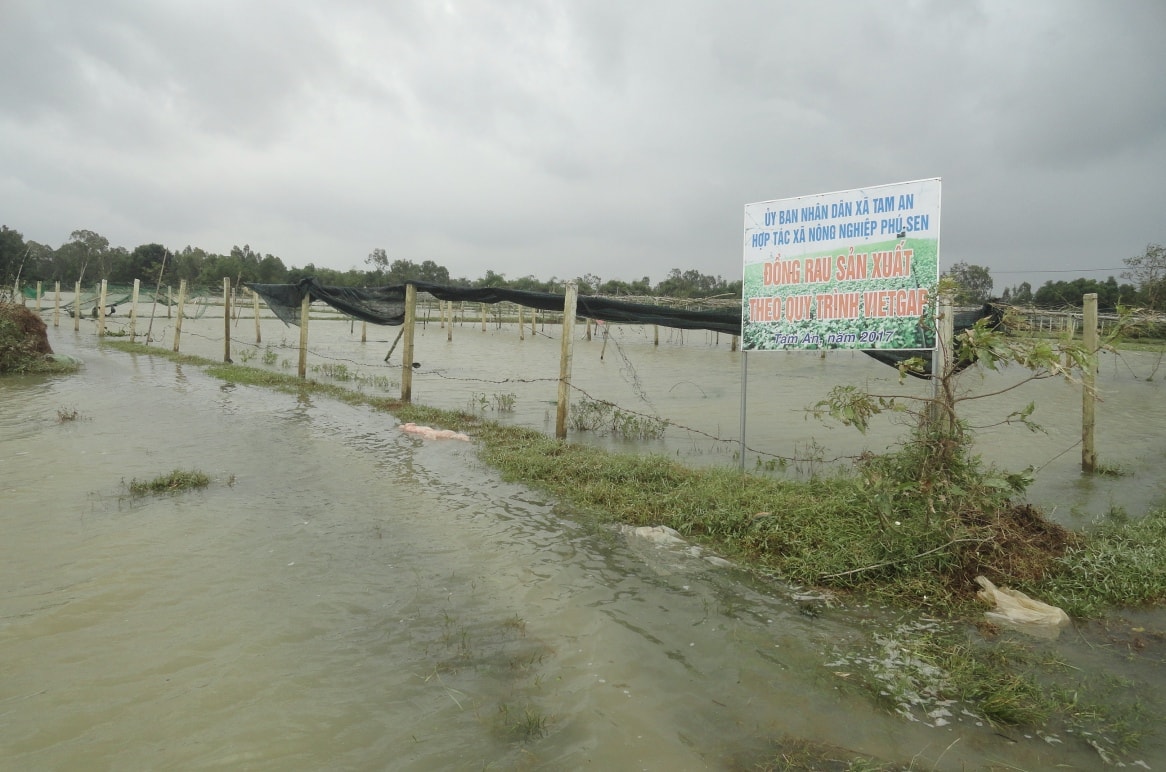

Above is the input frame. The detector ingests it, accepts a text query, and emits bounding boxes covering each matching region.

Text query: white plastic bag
[975,576,1070,638]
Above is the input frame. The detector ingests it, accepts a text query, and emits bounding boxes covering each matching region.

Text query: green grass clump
[1036,505,1166,617]
[128,469,211,495]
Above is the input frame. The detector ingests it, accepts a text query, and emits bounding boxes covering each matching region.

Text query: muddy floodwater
[2,314,1165,770]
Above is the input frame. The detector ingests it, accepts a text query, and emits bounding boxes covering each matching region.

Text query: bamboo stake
[1082,293,1098,473]
[144,251,168,345]
[401,284,416,402]
[384,328,404,361]
[555,282,578,439]
[223,277,232,363]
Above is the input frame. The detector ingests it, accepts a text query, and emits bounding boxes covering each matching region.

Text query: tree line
[0,226,740,300]
[943,249,1164,311]
[2,225,1162,309]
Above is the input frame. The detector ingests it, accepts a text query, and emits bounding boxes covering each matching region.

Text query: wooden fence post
[254,290,263,344]
[73,280,81,331]
[555,282,579,440]
[1082,293,1098,473]
[173,280,188,352]
[930,292,955,432]
[97,280,108,337]
[35,282,42,314]
[129,279,140,342]
[297,290,310,379]
[53,282,60,328]
[401,284,417,402]
[223,277,232,363]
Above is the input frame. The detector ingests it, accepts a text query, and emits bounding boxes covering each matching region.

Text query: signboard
[741,178,941,351]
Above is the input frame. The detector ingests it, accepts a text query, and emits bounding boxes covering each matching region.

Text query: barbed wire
[85,313,1161,475]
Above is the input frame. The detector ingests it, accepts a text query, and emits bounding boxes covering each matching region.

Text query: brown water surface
[1,318,1164,769]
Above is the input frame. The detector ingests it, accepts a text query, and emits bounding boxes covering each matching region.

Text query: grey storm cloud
[1,0,1163,290]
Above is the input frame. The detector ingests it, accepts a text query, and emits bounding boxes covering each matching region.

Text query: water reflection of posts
[401,283,417,402]
[1082,293,1098,473]
[556,282,578,439]
[297,291,310,379]
[173,280,188,353]
[223,278,232,363]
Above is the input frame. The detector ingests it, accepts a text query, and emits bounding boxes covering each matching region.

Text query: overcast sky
[2,0,1163,291]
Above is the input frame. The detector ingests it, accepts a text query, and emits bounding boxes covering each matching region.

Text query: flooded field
[110,305,1166,520]
[2,313,1165,769]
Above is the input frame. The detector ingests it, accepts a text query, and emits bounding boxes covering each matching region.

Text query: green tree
[1033,277,1136,311]
[943,261,993,304]
[0,226,27,288]
[654,269,729,298]
[1123,243,1166,310]
[123,243,171,283]
[475,269,507,288]
[67,229,111,282]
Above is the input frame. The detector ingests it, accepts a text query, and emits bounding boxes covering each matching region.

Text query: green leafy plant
[127,469,211,495]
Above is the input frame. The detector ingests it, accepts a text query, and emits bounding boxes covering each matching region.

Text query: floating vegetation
[127,469,211,495]
[56,406,80,422]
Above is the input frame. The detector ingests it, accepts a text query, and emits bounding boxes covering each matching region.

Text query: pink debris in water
[399,422,470,442]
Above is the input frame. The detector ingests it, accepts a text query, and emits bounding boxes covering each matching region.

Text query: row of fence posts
[931,292,1099,473]
[20,278,1100,472]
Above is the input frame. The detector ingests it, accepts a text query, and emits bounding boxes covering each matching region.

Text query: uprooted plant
[810,297,1148,587]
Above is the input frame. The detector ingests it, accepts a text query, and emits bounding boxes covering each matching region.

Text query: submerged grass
[128,468,211,495]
